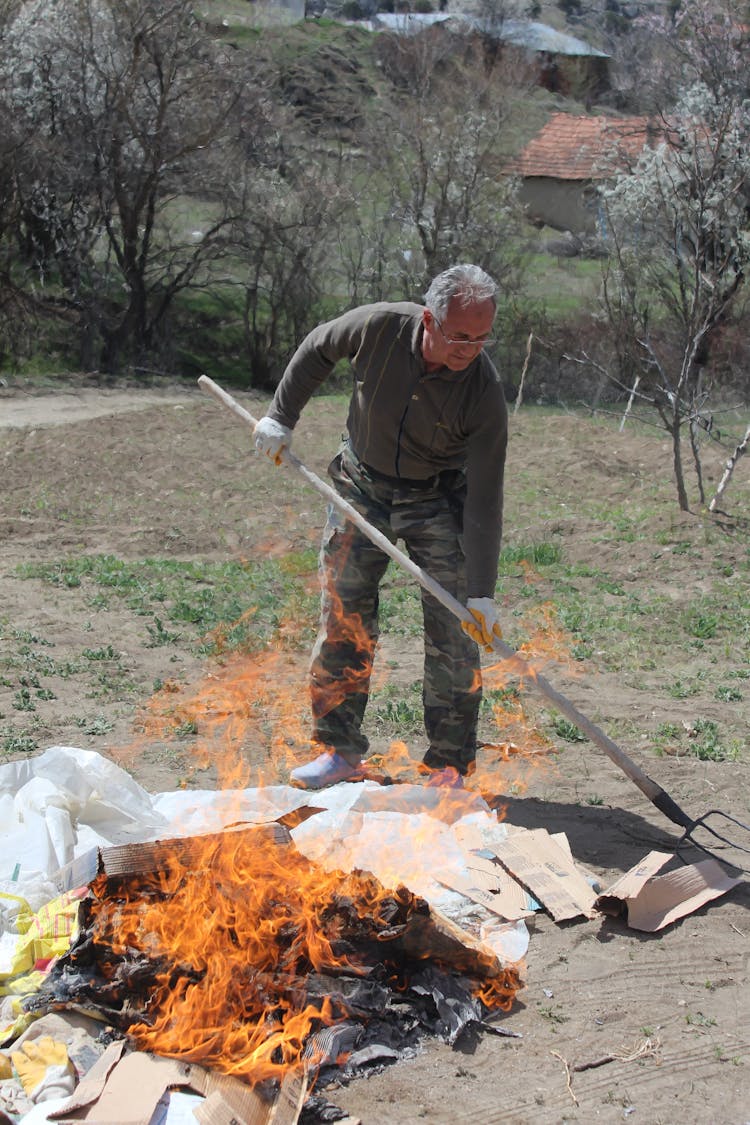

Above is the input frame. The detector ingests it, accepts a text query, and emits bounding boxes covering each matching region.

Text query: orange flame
[84,829,518,1084]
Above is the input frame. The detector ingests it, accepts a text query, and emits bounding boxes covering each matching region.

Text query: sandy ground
[1,381,748,1124]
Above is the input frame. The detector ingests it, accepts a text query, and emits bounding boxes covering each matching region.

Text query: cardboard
[488,829,598,921]
[437,854,535,919]
[54,821,292,893]
[50,1049,306,1125]
[47,1039,127,1115]
[596,854,743,932]
[595,850,672,916]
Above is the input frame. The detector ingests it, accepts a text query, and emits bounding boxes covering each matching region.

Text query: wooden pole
[513,332,533,416]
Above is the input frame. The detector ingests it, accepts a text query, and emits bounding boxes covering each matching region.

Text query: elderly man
[254,263,508,788]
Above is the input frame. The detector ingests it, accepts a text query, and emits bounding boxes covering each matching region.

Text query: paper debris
[488,829,598,921]
[596,854,743,932]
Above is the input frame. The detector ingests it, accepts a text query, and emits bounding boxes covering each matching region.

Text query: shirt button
[412,394,419,401]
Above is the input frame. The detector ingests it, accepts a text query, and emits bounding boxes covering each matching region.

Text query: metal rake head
[677,809,750,875]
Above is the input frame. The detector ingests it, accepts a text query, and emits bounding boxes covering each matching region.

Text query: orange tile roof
[505,113,660,180]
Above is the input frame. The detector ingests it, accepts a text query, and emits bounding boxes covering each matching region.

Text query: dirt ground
[1,379,749,1124]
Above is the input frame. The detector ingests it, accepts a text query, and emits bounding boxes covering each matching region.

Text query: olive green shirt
[268,302,507,597]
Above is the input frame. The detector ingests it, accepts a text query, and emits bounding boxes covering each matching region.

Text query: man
[254,263,507,789]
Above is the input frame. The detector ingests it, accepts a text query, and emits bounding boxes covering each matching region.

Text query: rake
[198,375,750,875]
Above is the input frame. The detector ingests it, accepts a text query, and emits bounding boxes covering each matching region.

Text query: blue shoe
[290,750,364,790]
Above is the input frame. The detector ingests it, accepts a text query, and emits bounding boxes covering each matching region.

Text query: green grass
[13,553,319,654]
[0,551,321,757]
[523,251,603,317]
[652,719,741,762]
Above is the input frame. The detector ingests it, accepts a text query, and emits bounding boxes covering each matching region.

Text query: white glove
[254,416,292,465]
[463,596,502,651]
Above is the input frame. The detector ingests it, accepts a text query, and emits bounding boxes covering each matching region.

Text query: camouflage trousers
[310,443,481,773]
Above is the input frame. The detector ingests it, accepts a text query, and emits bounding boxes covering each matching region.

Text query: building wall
[518,178,601,235]
[247,0,305,25]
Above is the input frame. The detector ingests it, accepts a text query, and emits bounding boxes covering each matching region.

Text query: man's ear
[422,308,434,330]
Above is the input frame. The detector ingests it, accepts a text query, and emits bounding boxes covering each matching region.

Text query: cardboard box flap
[97,822,291,878]
[50,1049,305,1125]
[436,854,535,919]
[436,871,535,920]
[599,857,743,932]
[54,822,292,892]
[48,1039,126,1117]
[488,828,598,921]
[596,851,673,917]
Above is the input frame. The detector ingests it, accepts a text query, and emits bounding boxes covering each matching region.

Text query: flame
[92,539,589,1088]
[83,829,519,1084]
[310,571,386,719]
[517,600,581,674]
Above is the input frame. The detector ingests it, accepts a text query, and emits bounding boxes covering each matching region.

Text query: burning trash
[23,820,521,1119]
[2,748,741,1124]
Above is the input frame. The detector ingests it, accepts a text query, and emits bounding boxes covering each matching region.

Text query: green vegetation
[13,554,319,654]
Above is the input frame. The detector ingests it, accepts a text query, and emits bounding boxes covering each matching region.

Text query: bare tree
[1,0,259,371]
[363,30,529,298]
[227,140,357,389]
[578,5,750,510]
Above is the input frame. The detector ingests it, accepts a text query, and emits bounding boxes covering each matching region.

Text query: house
[489,19,610,99]
[504,113,662,236]
[368,14,609,96]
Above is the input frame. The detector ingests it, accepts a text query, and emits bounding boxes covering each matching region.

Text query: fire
[517,600,581,673]
[75,827,520,1085]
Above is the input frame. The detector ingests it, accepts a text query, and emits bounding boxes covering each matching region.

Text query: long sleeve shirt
[267,301,508,597]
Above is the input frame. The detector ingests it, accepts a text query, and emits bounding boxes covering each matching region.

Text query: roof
[370,12,455,33]
[504,113,659,180]
[487,18,609,58]
[369,14,608,56]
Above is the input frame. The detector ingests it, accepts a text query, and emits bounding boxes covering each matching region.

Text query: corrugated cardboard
[595,850,672,917]
[53,822,292,893]
[596,854,743,932]
[49,1048,306,1125]
[437,854,535,919]
[488,829,598,921]
[47,1039,127,1115]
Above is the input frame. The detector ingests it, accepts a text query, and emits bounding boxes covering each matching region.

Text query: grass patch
[0,731,39,756]
[652,718,740,762]
[498,542,563,569]
[14,553,319,654]
[550,714,586,743]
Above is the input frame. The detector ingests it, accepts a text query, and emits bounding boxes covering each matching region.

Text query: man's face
[421,296,496,372]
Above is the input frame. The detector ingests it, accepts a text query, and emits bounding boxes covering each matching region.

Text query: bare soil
[1,380,748,1124]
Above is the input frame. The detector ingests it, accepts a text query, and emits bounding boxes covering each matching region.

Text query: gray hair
[424,263,498,320]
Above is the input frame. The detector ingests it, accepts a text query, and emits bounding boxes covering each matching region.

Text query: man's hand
[254,417,292,465]
[463,596,502,651]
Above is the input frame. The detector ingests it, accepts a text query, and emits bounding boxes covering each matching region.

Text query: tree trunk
[689,419,706,506]
[671,416,690,511]
[709,423,750,512]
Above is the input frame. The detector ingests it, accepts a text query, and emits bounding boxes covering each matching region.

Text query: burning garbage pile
[26,822,521,1094]
[2,747,741,1123]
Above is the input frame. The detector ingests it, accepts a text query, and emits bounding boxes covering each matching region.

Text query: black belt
[356,457,440,490]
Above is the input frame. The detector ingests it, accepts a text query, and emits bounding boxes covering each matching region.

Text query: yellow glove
[463,596,502,652]
[12,1036,75,1103]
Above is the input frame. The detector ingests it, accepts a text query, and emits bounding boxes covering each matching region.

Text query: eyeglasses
[433,317,496,348]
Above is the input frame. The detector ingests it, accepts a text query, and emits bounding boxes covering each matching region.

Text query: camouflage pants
[310,444,481,772]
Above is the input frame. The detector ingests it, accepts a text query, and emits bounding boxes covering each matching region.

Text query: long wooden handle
[198,374,694,831]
